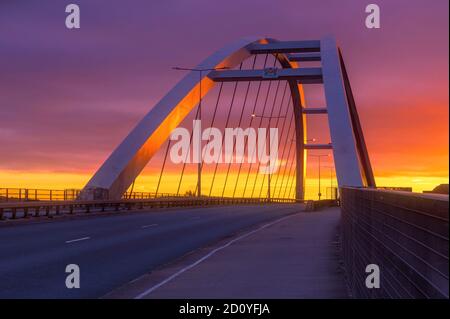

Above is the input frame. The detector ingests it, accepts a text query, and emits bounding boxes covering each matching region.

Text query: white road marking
[141,224,158,229]
[65,237,90,244]
[134,212,300,299]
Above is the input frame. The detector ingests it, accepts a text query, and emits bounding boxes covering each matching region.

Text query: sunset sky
[0,0,448,199]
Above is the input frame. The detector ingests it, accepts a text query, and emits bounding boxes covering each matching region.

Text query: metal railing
[0,188,185,202]
[0,188,81,202]
[340,187,449,299]
[122,191,185,199]
[0,196,301,220]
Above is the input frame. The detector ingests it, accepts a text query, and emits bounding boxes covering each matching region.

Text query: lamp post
[308,154,330,200]
[173,66,229,197]
[323,166,335,199]
[251,113,286,202]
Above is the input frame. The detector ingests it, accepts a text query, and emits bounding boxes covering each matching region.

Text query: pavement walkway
[106,207,349,299]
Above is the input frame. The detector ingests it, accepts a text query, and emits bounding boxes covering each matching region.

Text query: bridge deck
[109,207,348,299]
[0,204,303,298]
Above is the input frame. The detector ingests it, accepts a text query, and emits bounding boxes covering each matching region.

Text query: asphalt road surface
[0,204,302,298]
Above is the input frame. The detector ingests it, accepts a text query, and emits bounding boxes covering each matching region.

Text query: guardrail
[0,197,300,220]
[122,191,185,199]
[0,188,81,202]
[340,187,449,299]
[0,188,184,202]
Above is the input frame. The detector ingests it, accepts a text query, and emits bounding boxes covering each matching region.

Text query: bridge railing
[0,188,81,202]
[0,196,301,220]
[340,187,449,299]
[122,191,185,199]
[0,188,185,202]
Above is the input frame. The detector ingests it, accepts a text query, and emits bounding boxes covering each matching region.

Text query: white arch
[82,37,306,199]
[82,36,376,200]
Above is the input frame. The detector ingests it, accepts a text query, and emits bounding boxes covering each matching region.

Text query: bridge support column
[321,36,365,188]
[288,80,306,201]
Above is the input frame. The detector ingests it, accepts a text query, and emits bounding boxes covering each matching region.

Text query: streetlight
[323,165,335,199]
[251,113,286,201]
[173,66,229,197]
[308,154,330,200]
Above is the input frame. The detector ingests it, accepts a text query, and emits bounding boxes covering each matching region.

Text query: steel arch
[82,37,307,200]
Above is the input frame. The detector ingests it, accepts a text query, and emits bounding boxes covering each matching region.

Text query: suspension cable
[208,62,243,197]
[283,141,297,200]
[273,107,295,198]
[255,79,283,198]
[248,55,283,198]
[176,102,201,196]
[233,54,269,198]
[271,96,295,195]
[248,79,276,197]
[242,55,275,197]
[276,119,296,198]
[193,82,224,196]
[155,139,172,197]
[266,82,289,197]
[256,80,288,199]
[232,81,286,198]
[221,55,257,198]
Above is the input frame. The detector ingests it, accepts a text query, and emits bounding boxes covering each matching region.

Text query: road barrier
[0,188,81,202]
[340,187,449,299]
[0,188,184,202]
[0,197,301,220]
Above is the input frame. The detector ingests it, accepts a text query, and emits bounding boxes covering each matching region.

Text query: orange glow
[0,169,447,200]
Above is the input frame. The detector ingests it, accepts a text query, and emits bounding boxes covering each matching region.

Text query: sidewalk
[107,207,349,299]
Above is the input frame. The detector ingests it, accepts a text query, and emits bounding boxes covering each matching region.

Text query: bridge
[0,37,448,299]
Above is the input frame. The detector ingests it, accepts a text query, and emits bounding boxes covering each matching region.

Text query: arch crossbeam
[209,67,322,83]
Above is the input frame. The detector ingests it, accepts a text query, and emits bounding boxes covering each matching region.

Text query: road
[0,204,302,298]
